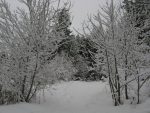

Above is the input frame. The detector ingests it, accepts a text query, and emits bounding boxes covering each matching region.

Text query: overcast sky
[6,0,115,33]
[70,0,103,32]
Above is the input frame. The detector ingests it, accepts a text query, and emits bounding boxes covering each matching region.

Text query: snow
[0,81,150,113]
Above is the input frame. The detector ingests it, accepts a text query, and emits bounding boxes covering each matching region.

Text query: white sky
[70,0,103,32]
[6,0,119,33]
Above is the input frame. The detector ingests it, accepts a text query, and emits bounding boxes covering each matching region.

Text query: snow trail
[0,81,150,113]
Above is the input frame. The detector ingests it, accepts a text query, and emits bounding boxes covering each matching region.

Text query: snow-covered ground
[0,81,150,113]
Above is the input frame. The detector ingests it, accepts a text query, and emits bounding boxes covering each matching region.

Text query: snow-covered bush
[45,54,77,82]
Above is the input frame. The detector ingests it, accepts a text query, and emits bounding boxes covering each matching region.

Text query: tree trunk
[105,49,118,105]
[125,54,129,100]
[22,75,27,97]
[114,54,121,105]
[25,53,38,102]
[125,75,129,99]
[137,76,140,104]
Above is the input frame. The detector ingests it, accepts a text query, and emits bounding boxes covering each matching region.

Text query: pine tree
[55,7,72,36]
[123,0,150,45]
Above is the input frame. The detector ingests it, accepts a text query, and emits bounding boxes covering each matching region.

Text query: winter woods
[0,0,150,108]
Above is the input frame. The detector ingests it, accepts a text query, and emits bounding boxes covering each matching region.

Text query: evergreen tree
[123,0,150,45]
[57,35,98,80]
[76,36,98,68]
[55,6,72,36]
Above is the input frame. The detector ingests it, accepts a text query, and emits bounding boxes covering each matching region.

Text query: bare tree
[83,0,123,106]
[0,0,70,103]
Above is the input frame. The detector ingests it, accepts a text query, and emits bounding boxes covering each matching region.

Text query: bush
[0,90,20,105]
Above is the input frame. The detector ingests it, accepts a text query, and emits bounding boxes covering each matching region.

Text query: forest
[0,0,150,112]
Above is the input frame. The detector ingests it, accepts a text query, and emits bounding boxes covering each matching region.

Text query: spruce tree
[55,7,72,36]
[123,0,150,45]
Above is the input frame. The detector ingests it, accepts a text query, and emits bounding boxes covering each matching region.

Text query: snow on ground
[0,81,150,113]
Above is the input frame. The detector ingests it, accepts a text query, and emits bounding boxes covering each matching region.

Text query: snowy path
[0,81,150,113]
